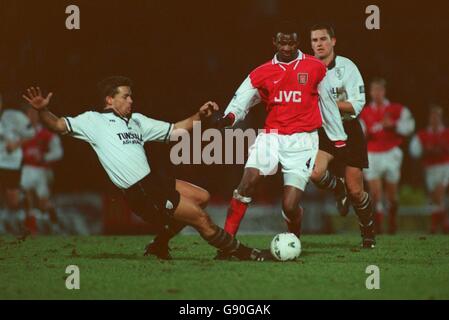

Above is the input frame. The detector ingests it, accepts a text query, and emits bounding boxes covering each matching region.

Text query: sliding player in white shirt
[22,77,271,261]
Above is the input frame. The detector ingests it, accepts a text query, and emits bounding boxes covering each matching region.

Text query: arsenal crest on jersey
[298,73,308,85]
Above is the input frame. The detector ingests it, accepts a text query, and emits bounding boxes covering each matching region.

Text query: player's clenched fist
[210,112,235,129]
[198,101,219,120]
[22,87,53,110]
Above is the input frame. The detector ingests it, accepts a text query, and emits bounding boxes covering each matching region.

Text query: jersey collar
[102,108,131,125]
[327,54,337,70]
[370,99,390,108]
[272,50,304,65]
[428,125,445,133]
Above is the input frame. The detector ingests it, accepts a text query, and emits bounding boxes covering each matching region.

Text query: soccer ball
[270,232,301,261]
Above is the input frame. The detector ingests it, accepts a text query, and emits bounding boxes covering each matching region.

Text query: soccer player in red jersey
[410,105,449,233]
[213,21,347,258]
[359,78,415,234]
[21,106,63,234]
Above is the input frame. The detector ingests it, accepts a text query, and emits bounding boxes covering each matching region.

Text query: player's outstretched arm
[173,101,219,132]
[22,87,68,135]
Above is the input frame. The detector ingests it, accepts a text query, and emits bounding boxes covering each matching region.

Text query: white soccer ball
[270,232,301,261]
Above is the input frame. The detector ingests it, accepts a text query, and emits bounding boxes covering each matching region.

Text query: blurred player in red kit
[21,106,63,233]
[359,78,415,234]
[410,105,449,233]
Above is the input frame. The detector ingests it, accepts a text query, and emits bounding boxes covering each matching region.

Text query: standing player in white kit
[309,24,375,248]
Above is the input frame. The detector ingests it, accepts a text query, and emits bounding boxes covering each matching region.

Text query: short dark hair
[97,76,133,106]
[310,24,335,38]
[370,77,387,88]
[273,20,299,39]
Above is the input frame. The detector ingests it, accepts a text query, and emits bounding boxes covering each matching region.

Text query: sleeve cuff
[164,123,174,143]
[63,117,73,133]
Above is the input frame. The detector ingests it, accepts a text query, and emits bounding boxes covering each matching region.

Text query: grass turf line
[0,234,448,299]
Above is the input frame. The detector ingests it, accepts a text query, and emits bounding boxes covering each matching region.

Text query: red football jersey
[225,51,326,135]
[416,127,449,167]
[22,126,57,168]
[360,101,411,152]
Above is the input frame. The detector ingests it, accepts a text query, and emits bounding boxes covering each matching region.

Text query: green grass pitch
[1,234,448,299]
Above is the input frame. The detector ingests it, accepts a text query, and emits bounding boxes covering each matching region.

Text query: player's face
[429,110,443,127]
[110,86,133,117]
[273,33,299,63]
[370,83,386,104]
[311,29,335,60]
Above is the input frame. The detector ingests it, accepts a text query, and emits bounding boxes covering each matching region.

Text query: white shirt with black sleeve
[63,110,173,189]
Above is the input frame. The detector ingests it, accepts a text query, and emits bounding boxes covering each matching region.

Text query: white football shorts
[364,147,403,183]
[425,163,449,192]
[21,165,54,198]
[245,131,319,191]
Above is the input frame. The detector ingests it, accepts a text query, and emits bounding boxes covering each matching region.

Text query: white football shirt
[326,55,366,119]
[64,110,173,189]
[0,109,35,170]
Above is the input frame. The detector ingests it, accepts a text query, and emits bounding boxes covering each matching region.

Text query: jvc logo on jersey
[274,91,302,103]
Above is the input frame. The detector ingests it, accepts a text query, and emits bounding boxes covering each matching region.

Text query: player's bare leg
[37,197,60,234]
[346,166,375,248]
[145,180,210,259]
[385,181,399,234]
[281,186,304,238]
[169,195,266,261]
[311,151,348,215]
[429,184,448,234]
[4,188,23,234]
[367,178,383,234]
[5,188,20,211]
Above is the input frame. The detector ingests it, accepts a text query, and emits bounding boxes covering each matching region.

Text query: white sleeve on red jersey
[396,107,415,136]
[224,76,261,125]
[318,74,347,141]
[343,58,366,117]
[409,134,422,158]
[44,135,64,163]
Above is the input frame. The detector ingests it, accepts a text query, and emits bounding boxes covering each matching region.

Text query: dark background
[1,0,448,199]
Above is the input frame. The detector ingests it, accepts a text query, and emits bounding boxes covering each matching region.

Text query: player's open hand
[22,87,53,110]
[199,101,219,120]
